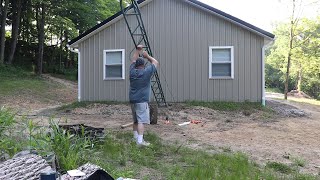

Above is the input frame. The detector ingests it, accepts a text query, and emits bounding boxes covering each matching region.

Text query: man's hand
[136,45,143,51]
[132,45,144,63]
[142,51,149,58]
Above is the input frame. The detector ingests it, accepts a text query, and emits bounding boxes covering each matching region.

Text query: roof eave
[68,0,152,48]
[185,0,275,40]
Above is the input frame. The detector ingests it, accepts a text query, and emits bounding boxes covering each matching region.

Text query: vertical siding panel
[177,1,184,102]
[93,34,98,101]
[187,6,195,100]
[244,32,251,101]
[207,15,214,101]
[172,0,178,102]
[79,43,84,100]
[111,25,116,101]
[96,32,103,100]
[87,38,91,100]
[251,34,258,101]
[84,40,89,100]
[86,39,90,101]
[213,19,220,101]
[195,10,201,101]
[201,12,208,101]
[104,28,110,100]
[232,26,240,102]
[99,30,105,100]
[238,28,245,101]
[183,3,190,101]
[219,20,226,101]
[87,39,91,101]
[225,22,233,101]
[168,1,174,101]
[258,39,263,101]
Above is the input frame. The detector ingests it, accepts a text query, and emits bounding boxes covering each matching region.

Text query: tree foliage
[266,16,320,99]
[1,0,121,73]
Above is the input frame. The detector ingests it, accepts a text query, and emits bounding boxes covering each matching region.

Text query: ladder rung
[133,34,145,36]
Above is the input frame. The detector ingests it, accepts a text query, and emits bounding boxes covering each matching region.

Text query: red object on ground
[190,120,202,124]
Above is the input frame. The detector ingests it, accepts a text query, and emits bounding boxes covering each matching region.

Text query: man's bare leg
[137,123,145,144]
[133,123,139,141]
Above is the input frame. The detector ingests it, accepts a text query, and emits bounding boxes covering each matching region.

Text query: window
[209,46,234,79]
[103,49,125,80]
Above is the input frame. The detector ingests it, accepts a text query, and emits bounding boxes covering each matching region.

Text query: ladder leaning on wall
[120,0,167,107]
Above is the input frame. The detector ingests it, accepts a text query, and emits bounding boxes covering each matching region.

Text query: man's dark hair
[135,57,145,67]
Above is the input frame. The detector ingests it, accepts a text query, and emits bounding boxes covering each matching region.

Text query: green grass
[58,101,127,111]
[50,72,77,82]
[0,107,317,179]
[271,97,320,106]
[186,100,272,112]
[266,87,283,93]
[88,131,317,180]
[0,65,61,96]
[266,162,295,174]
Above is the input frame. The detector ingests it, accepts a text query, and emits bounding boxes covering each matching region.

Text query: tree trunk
[297,63,302,92]
[59,28,63,70]
[284,0,296,100]
[0,0,9,64]
[284,49,292,99]
[7,0,22,64]
[36,3,45,75]
[64,30,69,68]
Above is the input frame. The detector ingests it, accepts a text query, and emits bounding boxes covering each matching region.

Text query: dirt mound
[288,90,312,99]
[266,100,307,117]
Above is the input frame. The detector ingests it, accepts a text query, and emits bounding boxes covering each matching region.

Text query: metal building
[68,0,275,103]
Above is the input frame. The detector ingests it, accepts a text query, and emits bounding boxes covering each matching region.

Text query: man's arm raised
[131,45,143,63]
[142,51,159,68]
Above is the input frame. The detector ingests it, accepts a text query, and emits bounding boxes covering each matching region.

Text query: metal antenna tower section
[120,0,167,107]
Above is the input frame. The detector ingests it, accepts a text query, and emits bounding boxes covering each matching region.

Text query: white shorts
[131,103,150,124]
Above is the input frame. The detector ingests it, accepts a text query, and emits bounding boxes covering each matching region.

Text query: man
[129,45,158,146]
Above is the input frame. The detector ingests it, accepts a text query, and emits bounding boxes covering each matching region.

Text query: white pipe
[262,40,274,106]
[67,45,81,102]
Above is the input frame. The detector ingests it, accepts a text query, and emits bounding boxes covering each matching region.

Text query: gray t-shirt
[129,63,156,103]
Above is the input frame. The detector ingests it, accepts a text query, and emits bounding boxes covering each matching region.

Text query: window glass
[106,51,122,64]
[212,63,231,77]
[212,49,231,62]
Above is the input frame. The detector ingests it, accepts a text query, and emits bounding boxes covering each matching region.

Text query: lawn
[0,107,317,180]
[0,66,318,179]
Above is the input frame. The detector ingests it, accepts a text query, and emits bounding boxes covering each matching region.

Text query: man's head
[135,57,145,68]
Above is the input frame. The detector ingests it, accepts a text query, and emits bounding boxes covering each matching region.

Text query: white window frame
[209,46,234,79]
[103,49,125,80]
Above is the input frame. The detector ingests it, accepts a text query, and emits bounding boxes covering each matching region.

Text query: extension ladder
[120,0,167,107]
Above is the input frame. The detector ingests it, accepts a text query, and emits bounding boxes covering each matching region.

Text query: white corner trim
[69,0,153,48]
[262,40,274,106]
[209,46,234,79]
[67,44,82,102]
[103,49,125,80]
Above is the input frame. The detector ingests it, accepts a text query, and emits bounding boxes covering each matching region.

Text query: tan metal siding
[78,0,264,102]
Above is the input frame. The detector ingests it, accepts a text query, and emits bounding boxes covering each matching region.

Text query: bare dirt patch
[1,75,320,175]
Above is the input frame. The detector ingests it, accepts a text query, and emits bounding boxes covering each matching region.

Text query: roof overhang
[68,0,152,48]
[185,0,275,41]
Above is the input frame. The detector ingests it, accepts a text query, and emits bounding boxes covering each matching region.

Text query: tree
[7,0,22,64]
[35,1,45,75]
[266,16,320,99]
[0,0,9,64]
